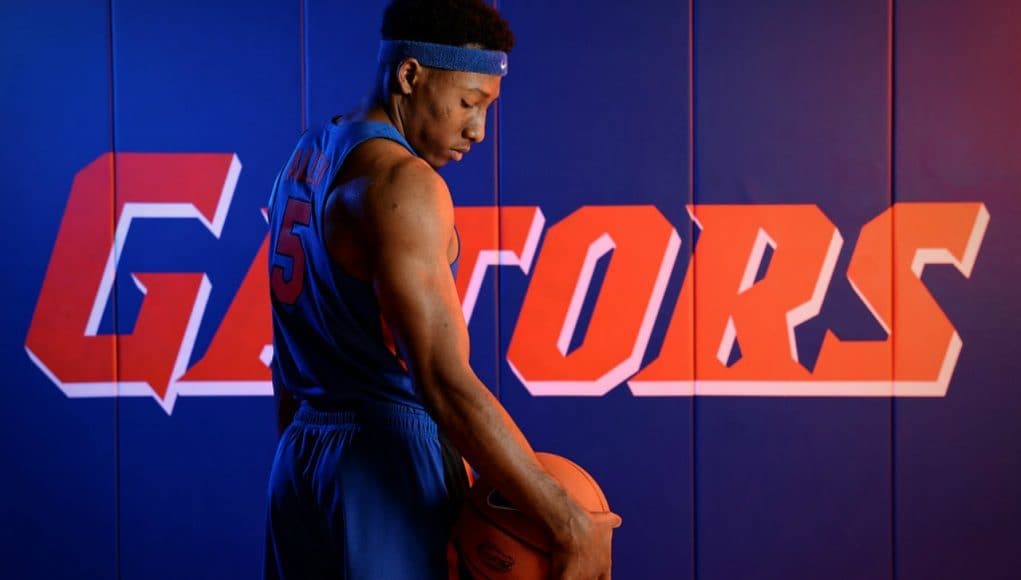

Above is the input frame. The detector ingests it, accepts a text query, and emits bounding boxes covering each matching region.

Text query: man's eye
[461,99,472,109]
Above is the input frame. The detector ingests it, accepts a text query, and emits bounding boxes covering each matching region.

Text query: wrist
[548,500,590,548]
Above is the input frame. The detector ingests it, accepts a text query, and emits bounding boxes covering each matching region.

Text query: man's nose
[465,113,486,143]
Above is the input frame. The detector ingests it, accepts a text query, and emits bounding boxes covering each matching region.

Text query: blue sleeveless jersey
[267,118,458,409]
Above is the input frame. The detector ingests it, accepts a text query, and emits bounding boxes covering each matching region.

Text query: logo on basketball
[476,541,515,572]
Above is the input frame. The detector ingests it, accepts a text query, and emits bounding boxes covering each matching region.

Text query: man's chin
[425,154,451,169]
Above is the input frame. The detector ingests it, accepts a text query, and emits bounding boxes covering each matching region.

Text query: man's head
[378,0,515,168]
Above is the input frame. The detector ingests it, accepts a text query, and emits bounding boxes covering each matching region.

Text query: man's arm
[358,156,611,577]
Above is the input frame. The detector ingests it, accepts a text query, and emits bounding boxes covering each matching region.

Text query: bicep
[373,245,470,378]
[364,171,471,391]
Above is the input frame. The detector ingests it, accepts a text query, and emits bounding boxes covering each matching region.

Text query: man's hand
[550,508,615,580]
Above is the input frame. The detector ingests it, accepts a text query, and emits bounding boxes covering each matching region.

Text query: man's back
[268,117,448,409]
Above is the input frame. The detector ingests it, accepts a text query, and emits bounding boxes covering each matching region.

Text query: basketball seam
[464,497,552,556]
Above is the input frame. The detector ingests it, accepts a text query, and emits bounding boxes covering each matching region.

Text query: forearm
[421,369,586,545]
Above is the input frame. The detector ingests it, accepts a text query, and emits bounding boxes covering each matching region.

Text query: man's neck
[350,95,405,136]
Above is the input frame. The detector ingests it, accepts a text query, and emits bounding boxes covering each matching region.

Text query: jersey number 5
[271,197,313,305]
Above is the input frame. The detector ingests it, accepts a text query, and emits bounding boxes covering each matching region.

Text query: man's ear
[396,58,424,95]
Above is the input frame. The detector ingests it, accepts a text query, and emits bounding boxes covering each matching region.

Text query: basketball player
[263,1,614,578]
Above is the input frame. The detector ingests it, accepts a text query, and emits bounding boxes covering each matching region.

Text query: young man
[264,1,614,578]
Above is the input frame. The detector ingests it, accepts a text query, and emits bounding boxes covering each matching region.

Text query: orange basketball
[453,452,622,579]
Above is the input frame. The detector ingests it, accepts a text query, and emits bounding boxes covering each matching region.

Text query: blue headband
[378,40,508,77]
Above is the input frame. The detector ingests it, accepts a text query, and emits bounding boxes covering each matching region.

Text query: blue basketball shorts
[263,401,468,580]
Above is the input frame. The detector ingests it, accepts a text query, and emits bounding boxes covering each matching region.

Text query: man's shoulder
[354,141,450,215]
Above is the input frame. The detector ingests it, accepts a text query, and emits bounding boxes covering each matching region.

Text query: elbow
[413,362,477,427]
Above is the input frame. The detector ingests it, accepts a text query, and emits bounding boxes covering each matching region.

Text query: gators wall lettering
[25,153,989,413]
